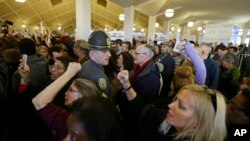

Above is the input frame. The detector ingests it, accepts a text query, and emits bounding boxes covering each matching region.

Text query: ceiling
[1,0,250,34]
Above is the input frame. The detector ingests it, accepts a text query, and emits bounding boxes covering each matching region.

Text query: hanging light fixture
[165,9,174,17]
[16,0,26,3]
[197,26,202,31]
[119,14,125,21]
[187,21,194,27]
[155,23,159,28]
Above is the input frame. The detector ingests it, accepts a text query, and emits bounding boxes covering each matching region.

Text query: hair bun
[175,66,194,78]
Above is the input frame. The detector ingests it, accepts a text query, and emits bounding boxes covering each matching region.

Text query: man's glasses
[135,52,147,56]
[203,87,217,113]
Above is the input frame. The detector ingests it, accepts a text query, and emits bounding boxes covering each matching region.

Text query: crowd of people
[0,30,250,141]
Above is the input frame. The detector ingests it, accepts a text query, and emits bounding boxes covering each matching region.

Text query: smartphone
[22,54,27,70]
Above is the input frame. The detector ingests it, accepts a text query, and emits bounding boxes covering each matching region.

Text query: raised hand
[117,70,130,88]
[64,62,81,77]
[18,62,31,83]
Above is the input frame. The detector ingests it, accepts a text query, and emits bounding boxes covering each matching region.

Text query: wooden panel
[0,3,12,16]
[108,2,123,14]
[28,0,41,4]
[52,4,68,15]
[2,13,19,22]
[27,16,41,25]
[51,0,63,6]
[40,10,55,21]
[57,11,74,22]
[18,7,36,19]
[64,25,74,34]
[44,19,56,27]
[61,19,73,27]
[5,0,28,10]
[32,0,53,13]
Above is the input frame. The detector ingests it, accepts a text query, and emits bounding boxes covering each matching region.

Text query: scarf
[130,60,151,83]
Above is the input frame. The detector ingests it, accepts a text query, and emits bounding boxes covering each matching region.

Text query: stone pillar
[147,15,156,44]
[124,6,134,43]
[75,0,91,40]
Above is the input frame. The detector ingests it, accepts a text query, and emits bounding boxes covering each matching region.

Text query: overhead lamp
[119,14,125,21]
[16,0,26,3]
[58,26,61,30]
[22,24,26,28]
[155,23,159,28]
[197,26,202,31]
[177,28,181,32]
[165,9,174,17]
[141,28,144,32]
[203,30,206,33]
[171,27,174,31]
[133,27,135,31]
[187,21,194,27]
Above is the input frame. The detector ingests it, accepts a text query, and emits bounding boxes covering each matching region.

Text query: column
[124,6,134,43]
[75,0,91,40]
[242,29,248,45]
[175,25,181,41]
[163,20,171,40]
[147,15,156,44]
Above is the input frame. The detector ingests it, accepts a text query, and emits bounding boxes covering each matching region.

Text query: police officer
[78,30,112,100]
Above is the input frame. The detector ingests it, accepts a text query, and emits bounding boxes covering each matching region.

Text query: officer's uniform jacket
[78,59,111,100]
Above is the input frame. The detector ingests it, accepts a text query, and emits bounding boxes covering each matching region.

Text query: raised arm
[178,41,206,85]
[117,70,137,101]
[184,42,206,85]
[32,62,81,110]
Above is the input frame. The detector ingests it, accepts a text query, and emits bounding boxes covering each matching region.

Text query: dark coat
[241,56,250,77]
[159,53,175,97]
[7,54,52,141]
[204,58,220,89]
[132,60,161,104]
[12,54,48,93]
[78,59,112,100]
[121,95,175,141]
[0,57,8,141]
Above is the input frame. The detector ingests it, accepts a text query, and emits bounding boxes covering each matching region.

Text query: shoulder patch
[98,78,107,90]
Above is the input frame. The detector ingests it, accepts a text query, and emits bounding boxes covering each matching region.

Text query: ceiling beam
[3,1,27,25]
[134,0,156,7]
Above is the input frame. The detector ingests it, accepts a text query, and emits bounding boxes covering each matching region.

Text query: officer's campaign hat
[88,30,111,49]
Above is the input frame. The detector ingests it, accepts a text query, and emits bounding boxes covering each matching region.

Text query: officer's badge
[98,78,107,90]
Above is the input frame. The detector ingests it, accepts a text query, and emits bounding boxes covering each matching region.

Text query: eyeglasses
[203,87,217,113]
[135,52,147,56]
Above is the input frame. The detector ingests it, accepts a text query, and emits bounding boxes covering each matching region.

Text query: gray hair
[143,44,154,59]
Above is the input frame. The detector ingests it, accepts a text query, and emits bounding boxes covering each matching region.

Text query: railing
[237,54,250,69]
